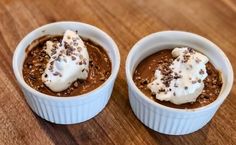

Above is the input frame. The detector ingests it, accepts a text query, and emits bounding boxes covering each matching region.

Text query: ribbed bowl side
[22,83,113,124]
[128,87,218,135]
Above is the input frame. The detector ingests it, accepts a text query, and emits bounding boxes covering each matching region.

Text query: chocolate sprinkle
[133,49,222,109]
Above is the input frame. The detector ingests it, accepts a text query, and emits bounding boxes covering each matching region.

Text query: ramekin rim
[12,21,120,101]
[126,30,234,113]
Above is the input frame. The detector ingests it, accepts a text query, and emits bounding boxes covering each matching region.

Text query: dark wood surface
[0,0,236,144]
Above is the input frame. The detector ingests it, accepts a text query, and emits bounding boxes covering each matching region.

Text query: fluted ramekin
[126,31,233,135]
[13,22,120,124]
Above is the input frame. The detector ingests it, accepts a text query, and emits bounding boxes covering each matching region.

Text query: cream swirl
[42,30,89,92]
[147,47,209,105]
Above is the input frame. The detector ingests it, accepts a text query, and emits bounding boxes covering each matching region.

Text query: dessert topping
[147,47,209,104]
[42,30,89,92]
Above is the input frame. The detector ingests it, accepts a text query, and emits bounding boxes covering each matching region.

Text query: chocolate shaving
[140,79,149,85]
[53,71,62,77]
[195,57,201,63]
[199,69,205,75]
[50,61,54,65]
[52,56,57,59]
[82,59,87,65]
[29,74,36,81]
[71,55,76,61]
[174,83,178,87]
[51,48,57,55]
[151,92,156,97]
[55,56,61,62]
[188,48,194,53]
[74,42,78,46]
[182,54,191,63]
[158,88,165,92]
[49,65,53,71]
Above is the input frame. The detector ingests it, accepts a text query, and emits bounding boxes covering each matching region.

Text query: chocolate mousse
[133,48,222,109]
[23,30,111,97]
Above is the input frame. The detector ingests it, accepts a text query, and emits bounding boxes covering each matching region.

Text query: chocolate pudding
[133,49,222,109]
[23,35,111,97]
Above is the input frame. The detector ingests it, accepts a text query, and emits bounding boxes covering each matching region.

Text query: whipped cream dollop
[147,47,209,105]
[42,30,89,92]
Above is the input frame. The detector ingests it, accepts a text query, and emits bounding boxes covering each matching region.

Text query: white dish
[126,31,233,135]
[13,21,120,124]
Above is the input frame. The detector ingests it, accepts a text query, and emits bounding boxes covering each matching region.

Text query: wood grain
[0,0,236,144]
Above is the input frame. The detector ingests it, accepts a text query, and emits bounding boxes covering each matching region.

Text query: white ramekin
[126,31,233,135]
[13,22,120,124]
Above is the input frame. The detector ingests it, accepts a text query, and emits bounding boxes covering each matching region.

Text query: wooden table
[0,0,236,144]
